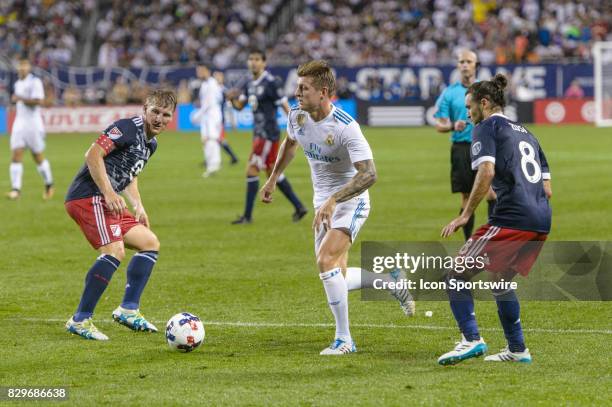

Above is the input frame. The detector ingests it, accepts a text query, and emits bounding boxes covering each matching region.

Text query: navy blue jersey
[240,71,286,141]
[470,114,551,233]
[66,116,157,201]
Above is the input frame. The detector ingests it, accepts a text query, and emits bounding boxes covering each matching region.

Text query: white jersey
[287,105,373,207]
[13,73,45,131]
[198,77,223,120]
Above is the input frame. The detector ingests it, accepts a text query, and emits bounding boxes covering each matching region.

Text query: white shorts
[314,196,370,255]
[10,127,46,153]
[200,116,223,141]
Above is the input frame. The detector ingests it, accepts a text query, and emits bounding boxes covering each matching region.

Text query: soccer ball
[165,312,205,352]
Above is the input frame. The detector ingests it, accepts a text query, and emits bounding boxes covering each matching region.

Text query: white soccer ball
[165,312,205,352]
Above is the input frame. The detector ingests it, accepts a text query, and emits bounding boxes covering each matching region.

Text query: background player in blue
[64,89,177,340]
[434,49,483,240]
[227,49,307,224]
[438,74,552,365]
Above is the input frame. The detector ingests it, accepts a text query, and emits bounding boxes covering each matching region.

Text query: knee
[316,250,339,272]
[144,233,160,252]
[107,246,126,262]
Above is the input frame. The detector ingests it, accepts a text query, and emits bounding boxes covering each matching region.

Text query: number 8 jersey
[66,116,157,201]
[470,113,551,234]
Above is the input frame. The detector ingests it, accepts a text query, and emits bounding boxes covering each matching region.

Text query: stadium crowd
[0,0,91,67]
[95,0,283,68]
[271,0,611,66]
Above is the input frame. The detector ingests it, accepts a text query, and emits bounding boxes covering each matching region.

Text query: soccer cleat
[6,189,20,200]
[112,307,158,332]
[202,170,218,178]
[437,335,488,365]
[230,157,239,165]
[320,338,357,355]
[231,216,252,225]
[65,317,109,340]
[43,184,55,200]
[389,269,416,316]
[485,347,532,363]
[292,207,308,222]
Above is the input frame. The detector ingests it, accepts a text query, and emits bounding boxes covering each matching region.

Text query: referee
[434,49,479,241]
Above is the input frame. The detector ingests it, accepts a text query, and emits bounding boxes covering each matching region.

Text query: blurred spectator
[129,82,150,104]
[107,77,130,105]
[564,79,585,98]
[176,80,192,104]
[43,77,57,107]
[63,85,81,107]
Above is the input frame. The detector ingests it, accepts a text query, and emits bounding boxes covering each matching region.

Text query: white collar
[490,112,509,119]
[252,70,269,86]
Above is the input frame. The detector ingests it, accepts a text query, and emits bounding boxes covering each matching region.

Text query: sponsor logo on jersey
[108,126,123,140]
[297,113,306,127]
[471,141,482,155]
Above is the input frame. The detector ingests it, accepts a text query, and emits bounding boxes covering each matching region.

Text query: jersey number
[129,160,145,181]
[518,141,541,183]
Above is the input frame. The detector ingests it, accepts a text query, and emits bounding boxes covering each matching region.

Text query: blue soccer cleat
[112,306,158,332]
[437,335,488,365]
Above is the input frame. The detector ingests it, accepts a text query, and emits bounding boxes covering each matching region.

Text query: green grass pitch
[0,125,610,406]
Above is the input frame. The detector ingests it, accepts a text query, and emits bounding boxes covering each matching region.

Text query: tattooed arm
[313,159,377,230]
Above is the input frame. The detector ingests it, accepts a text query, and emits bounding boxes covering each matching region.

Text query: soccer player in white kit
[8,59,54,200]
[261,60,414,355]
[195,65,223,177]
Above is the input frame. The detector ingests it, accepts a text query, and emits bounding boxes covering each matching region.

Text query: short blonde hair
[297,60,336,96]
[145,88,177,111]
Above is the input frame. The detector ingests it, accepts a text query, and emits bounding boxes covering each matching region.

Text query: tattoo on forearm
[333,160,377,203]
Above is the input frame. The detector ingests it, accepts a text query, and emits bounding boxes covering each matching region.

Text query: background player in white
[195,64,224,177]
[261,60,414,355]
[7,58,54,200]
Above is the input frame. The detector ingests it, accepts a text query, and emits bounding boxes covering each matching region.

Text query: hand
[260,179,276,203]
[225,88,240,100]
[454,120,467,131]
[103,191,127,216]
[11,94,20,103]
[313,197,336,232]
[134,204,150,228]
[441,215,470,238]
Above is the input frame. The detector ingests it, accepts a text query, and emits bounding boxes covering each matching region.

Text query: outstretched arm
[261,137,300,203]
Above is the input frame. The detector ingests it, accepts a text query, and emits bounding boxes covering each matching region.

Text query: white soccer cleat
[320,338,357,355]
[389,269,416,316]
[437,335,488,365]
[485,347,532,363]
[65,317,109,340]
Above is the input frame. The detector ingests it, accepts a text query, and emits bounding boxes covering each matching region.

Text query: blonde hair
[145,88,177,111]
[297,60,336,96]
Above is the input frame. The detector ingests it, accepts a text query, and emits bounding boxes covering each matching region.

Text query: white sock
[36,159,53,186]
[345,267,398,291]
[10,162,23,190]
[205,139,221,172]
[320,268,351,341]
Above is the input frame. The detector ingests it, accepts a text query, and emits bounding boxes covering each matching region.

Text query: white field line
[7,318,612,335]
